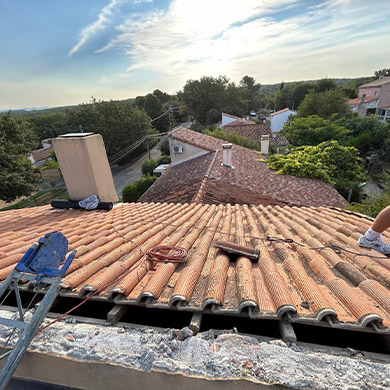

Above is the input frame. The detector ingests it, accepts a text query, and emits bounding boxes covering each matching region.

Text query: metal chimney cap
[222,143,233,149]
[58,133,95,138]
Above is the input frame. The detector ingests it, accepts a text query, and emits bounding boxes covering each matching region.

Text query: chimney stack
[222,143,233,168]
[53,133,118,202]
[261,135,270,155]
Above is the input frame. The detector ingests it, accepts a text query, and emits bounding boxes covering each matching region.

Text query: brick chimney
[222,143,233,168]
[53,133,118,202]
[261,135,270,155]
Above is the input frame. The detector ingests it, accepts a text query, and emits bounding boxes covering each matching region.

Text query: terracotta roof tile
[144,127,346,208]
[347,97,378,105]
[359,77,390,88]
[31,147,52,162]
[223,122,271,139]
[2,203,389,332]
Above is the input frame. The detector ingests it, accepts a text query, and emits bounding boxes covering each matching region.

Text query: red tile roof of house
[271,133,289,146]
[223,122,271,139]
[141,127,346,208]
[31,147,52,162]
[347,97,378,105]
[1,203,389,333]
[359,77,390,88]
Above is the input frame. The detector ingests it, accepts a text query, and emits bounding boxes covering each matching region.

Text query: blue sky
[0,0,389,109]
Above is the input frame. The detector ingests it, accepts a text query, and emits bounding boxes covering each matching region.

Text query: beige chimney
[261,135,270,155]
[222,143,233,168]
[53,133,118,202]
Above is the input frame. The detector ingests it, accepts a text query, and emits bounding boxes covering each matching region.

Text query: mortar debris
[0,310,389,389]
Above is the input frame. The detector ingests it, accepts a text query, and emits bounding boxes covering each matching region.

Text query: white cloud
[69,0,123,56]
[78,0,390,91]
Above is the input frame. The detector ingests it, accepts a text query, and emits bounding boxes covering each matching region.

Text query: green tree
[374,68,390,78]
[298,89,349,118]
[178,76,227,124]
[266,141,366,196]
[343,115,390,159]
[315,78,336,93]
[274,82,313,111]
[0,112,38,202]
[282,115,351,146]
[158,138,170,155]
[178,76,245,125]
[135,91,170,132]
[27,112,68,140]
[239,75,261,111]
[65,99,152,158]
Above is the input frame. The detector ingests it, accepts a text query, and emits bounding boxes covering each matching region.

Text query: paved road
[111,147,161,197]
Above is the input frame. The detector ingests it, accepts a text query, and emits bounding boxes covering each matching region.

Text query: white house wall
[271,110,297,133]
[168,137,209,165]
[221,114,238,128]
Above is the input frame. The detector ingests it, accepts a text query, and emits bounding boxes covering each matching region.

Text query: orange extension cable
[35,244,187,335]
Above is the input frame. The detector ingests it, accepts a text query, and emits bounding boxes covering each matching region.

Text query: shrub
[122,184,139,203]
[158,155,171,165]
[347,192,390,218]
[135,176,158,195]
[42,160,59,170]
[266,140,366,197]
[158,138,170,155]
[122,176,158,203]
[141,159,158,176]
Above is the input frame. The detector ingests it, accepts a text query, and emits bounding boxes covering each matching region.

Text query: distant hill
[3,98,136,118]
[259,76,373,94]
[1,76,373,117]
[3,105,77,117]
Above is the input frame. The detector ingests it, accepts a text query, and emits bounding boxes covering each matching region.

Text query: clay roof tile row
[1,203,390,332]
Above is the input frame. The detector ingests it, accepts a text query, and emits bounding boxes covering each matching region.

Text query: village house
[347,76,390,119]
[270,108,297,134]
[140,127,346,207]
[218,113,289,153]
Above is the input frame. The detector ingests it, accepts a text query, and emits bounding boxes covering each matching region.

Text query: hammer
[214,240,260,262]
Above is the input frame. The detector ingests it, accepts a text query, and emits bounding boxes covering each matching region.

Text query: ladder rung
[14,273,55,284]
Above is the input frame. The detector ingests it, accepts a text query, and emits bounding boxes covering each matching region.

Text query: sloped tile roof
[31,147,52,162]
[223,122,271,139]
[145,127,346,208]
[359,77,390,88]
[141,153,215,204]
[347,97,378,105]
[272,133,289,146]
[1,203,390,332]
